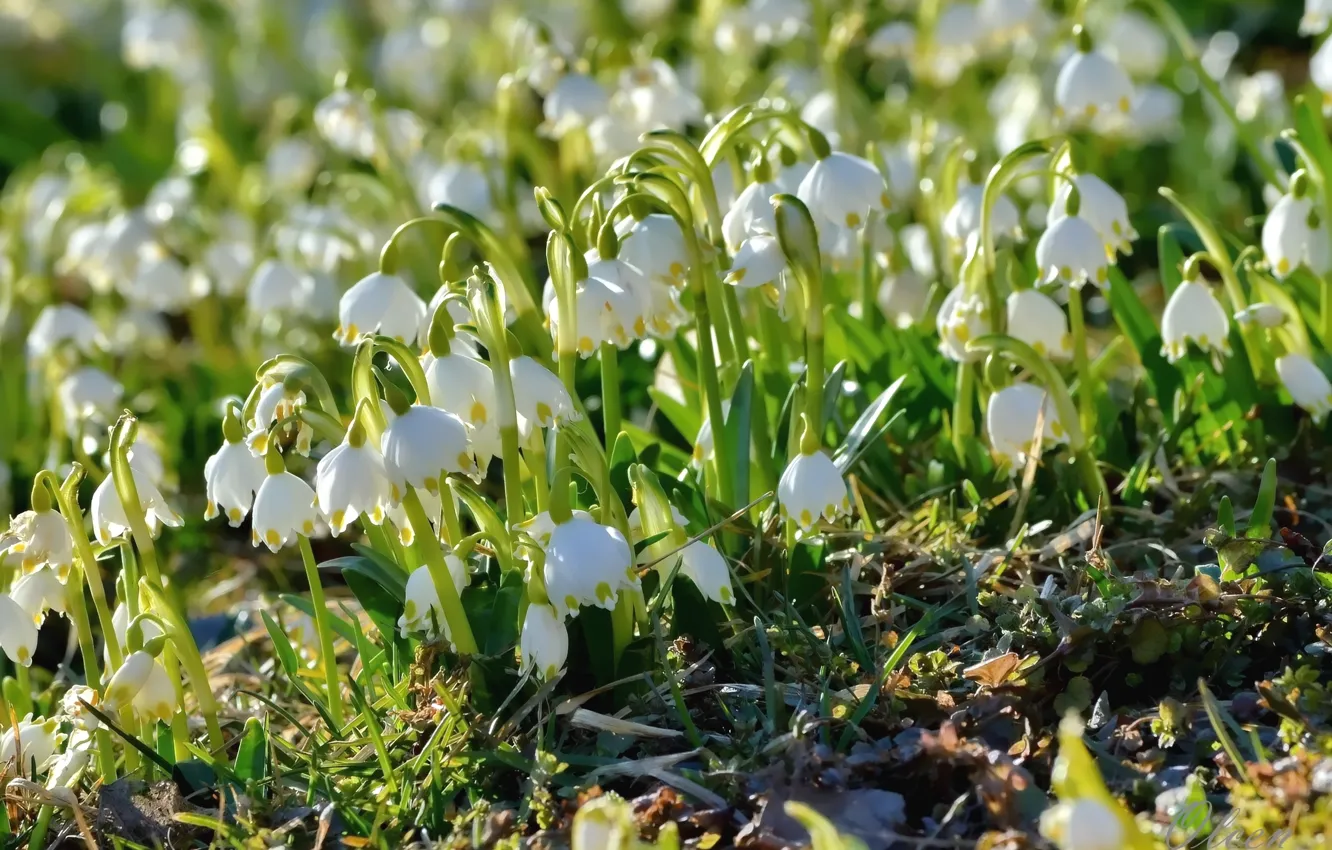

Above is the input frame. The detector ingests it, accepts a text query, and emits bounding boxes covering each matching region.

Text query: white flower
[778,450,849,533]
[1036,215,1110,287]
[1007,290,1071,360]
[797,152,886,229]
[725,235,787,300]
[104,650,154,710]
[1039,799,1123,850]
[669,542,734,604]
[1277,353,1332,422]
[723,180,780,251]
[0,715,61,772]
[335,271,428,346]
[1102,10,1167,78]
[424,160,495,222]
[511,356,576,428]
[250,469,318,551]
[518,509,595,548]
[111,602,163,652]
[1303,0,1332,36]
[1262,192,1331,279]
[943,185,1021,244]
[618,214,688,288]
[986,383,1068,468]
[123,251,193,312]
[265,138,321,194]
[386,488,449,546]
[58,368,123,434]
[1049,174,1137,258]
[314,89,377,159]
[520,603,568,680]
[1128,85,1182,141]
[427,350,498,431]
[0,595,37,667]
[246,259,305,314]
[544,74,610,138]
[245,381,312,457]
[876,267,930,329]
[134,658,179,725]
[316,434,394,535]
[544,516,637,619]
[937,286,993,363]
[26,304,102,362]
[12,568,66,625]
[201,238,254,298]
[1236,303,1286,328]
[204,440,266,526]
[619,59,702,131]
[47,730,93,789]
[1054,48,1134,122]
[60,686,101,732]
[1161,281,1230,364]
[1,509,73,579]
[90,466,183,546]
[867,21,916,60]
[397,560,469,641]
[381,404,476,497]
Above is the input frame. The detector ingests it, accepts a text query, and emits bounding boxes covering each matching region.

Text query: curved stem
[1067,286,1095,439]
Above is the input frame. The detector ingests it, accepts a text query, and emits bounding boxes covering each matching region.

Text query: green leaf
[1247,458,1277,539]
[723,361,755,508]
[821,360,848,428]
[648,386,704,444]
[280,593,357,642]
[1129,618,1169,665]
[1217,496,1236,537]
[232,717,268,788]
[454,481,514,571]
[1105,267,1180,419]
[461,579,525,656]
[609,432,638,511]
[341,569,402,644]
[261,611,341,733]
[329,549,407,601]
[834,375,907,474]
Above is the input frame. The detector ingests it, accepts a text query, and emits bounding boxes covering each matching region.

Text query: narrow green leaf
[232,717,268,787]
[1247,458,1277,539]
[723,362,755,508]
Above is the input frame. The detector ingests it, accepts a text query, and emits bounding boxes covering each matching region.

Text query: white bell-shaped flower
[245,381,312,457]
[937,286,993,363]
[2,509,74,579]
[26,304,102,362]
[122,251,193,313]
[90,466,183,546]
[725,234,787,301]
[60,686,101,732]
[986,382,1068,469]
[1049,174,1136,258]
[58,368,123,434]
[245,258,305,315]
[204,440,266,527]
[778,449,849,533]
[1101,11,1167,79]
[250,464,319,552]
[264,138,321,195]
[110,602,164,653]
[1036,215,1110,287]
[620,59,702,131]
[130,657,177,725]
[1303,0,1332,36]
[723,180,780,251]
[867,21,916,60]
[1235,303,1286,329]
[549,273,645,356]
[1161,280,1230,364]
[876,267,930,329]
[1007,290,1072,360]
[381,404,475,497]
[335,271,427,346]
[0,715,61,772]
[797,152,886,229]
[618,214,689,288]
[424,160,496,222]
[11,568,66,625]
[520,603,569,680]
[104,650,154,710]
[1277,353,1332,422]
[313,89,377,159]
[1039,798,1123,850]
[426,350,498,432]
[385,488,450,546]
[316,426,395,534]
[543,74,610,138]
[544,516,637,619]
[0,595,37,666]
[943,185,1021,244]
[47,729,93,789]
[397,559,469,641]
[1054,44,1134,122]
[511,356,577,428]
[671,542,734,604]
[1262,190,1331,279]
[518,509,595,548]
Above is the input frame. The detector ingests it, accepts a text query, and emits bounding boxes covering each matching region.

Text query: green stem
[439,481,464,548]
[141,581,225,753]
[297,535,345,729]
[1321,276,1332,349]
[402,489,478,655]
[601,343,622,455]
[1067,286,1095,439]
[107,417,162,586]
[952,365,976,460]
